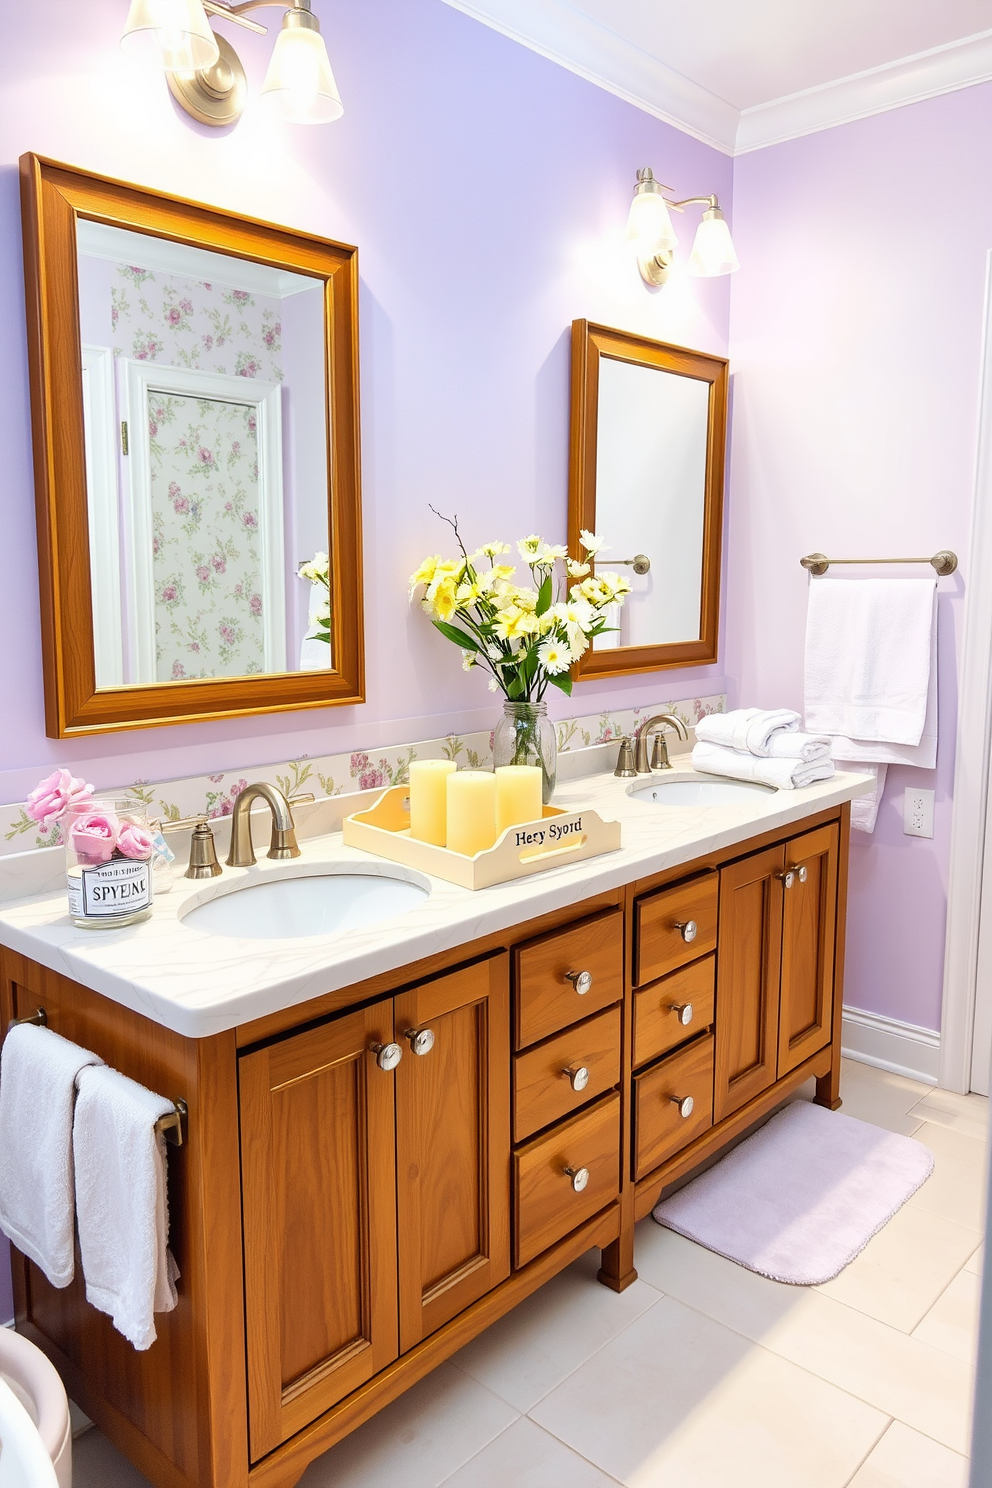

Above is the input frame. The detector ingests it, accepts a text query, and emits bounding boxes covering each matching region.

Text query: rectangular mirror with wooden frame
[20,154,364,737]
[568,320,728,680]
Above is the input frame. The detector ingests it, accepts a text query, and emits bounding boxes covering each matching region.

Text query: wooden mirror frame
[20,154,364,737]
[567,320,728,680]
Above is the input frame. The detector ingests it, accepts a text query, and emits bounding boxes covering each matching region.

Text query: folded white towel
[804,579,935,746]
[695,707,802,757]
[696,708,830,763]
[692,741,835,791]
[73,1065,179,1351]
[0,1025,103,1289]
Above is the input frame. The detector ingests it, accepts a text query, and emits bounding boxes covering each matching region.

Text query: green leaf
[547,671,573,696]
[432,620,480,651]
[506,671,526,699]
[536,574,553,616]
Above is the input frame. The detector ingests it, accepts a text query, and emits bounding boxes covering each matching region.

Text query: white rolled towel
[692,741,835,791]
[695,707,803,757]
[764,733,832,764]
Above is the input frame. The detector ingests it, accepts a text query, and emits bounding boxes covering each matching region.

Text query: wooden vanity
[0,800,849,1488]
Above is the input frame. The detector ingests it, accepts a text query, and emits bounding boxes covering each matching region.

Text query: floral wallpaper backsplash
[151,394,264,681]
[0,695,724,855]
[111,264,283,383]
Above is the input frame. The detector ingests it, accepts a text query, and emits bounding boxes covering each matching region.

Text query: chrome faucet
[634,713,689,774]
[226,783,301,868]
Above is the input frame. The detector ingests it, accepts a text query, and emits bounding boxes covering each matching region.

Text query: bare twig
[429,505,470,563]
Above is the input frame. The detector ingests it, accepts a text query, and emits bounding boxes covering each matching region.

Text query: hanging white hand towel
[692,741,834,791]
[0,1024,103,1289]
[73,1065,179,1351]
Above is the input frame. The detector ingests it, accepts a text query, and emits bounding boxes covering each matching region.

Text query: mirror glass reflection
[593,357,709,650]
[76,221,331,688]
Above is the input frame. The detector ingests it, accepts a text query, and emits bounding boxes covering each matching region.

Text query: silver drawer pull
[670,1094,695,1119]
[673,919,697,943]
[563,1165,590,1192]
[669,1002,694,1026]
[561,1065,590,1092]
[404,1027,435,1056]
[565,970,593,995]
[370,1042,403,1072]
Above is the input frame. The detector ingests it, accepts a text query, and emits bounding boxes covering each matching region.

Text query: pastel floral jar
[64,798,155,929]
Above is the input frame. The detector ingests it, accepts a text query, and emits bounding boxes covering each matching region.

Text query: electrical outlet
[904,787,935,838]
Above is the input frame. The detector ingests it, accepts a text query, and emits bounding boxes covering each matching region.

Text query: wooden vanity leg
[814,803,850,1114]
[597,1190,637,1292]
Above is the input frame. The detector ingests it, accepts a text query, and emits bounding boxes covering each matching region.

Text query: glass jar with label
[64,798,155,929]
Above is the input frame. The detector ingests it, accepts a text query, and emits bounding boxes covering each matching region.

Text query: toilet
[0,1330,70,1487]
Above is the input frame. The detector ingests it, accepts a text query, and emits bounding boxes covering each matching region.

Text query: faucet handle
[650,733,672,771]
[269,822,301,860]
[185,819,222,879]
[614,736,637,778]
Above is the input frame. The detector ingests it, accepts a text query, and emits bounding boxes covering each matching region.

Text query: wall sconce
[121,0,343,127]
[626,167,739,287]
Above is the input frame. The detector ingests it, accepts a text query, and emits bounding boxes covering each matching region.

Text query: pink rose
[26,769,93,828]
[117,820,153,860]
[69,812,119,864]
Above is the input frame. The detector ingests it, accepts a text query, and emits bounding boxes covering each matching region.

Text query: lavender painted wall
[0,0,732,812]
[726,84,992,1032]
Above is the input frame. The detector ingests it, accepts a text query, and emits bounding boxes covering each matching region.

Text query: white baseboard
[842,1005,940,1085]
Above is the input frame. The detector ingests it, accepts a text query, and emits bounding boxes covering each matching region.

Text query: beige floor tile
[451,1249,660,1411]
[910,1088,990,1143]
[632,1223,973,1453]
[817,1204,981,1331]
[298,1363,518,1487]
[530,1295,886,1488]
[441,1416,621,1486]
[966,1243,985,1276]
[913,1270,983,1364]
[837,1060,929,1136]
[74,1428,153,1487]
[846,1420,970,1488]
[908,1121,989,1232]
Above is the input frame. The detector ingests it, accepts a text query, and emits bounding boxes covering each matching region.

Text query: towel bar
[800,550,958,577]
[6,1008,187,1146]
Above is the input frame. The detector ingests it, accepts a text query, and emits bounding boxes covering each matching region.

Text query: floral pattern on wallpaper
[111,267,283,383]
[0,695,726,852]
[150,393,265,680]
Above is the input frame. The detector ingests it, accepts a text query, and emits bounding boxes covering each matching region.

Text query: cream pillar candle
[446,771,497,857]
[409,759,457,845]
[495,765,543,835]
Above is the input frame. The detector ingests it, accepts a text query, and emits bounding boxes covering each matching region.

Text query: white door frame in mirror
[81,345,124,687]
[90,360,288,685]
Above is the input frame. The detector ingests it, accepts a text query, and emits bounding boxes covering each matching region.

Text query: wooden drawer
[634,873,718,987]
[633,1034,714,1181]
[514,1092,621,1268]
[514,908,623,1050]
[513,1005,621,1143]
[633,956,715,1069]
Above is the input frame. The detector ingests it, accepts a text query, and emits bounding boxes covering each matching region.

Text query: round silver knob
[370,1042,403,1072]
[404,1027,435,1056]
[669,1002,694,1026]
[797,865,808,884]
[565,970,593,996]
[670,1094,695,1119]
[777,870,795,889]
[561,1065,590,1092]
[563,1165,590,1192]
[673,919,697,943]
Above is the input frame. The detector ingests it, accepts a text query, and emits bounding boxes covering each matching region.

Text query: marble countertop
[0,764,872,1039]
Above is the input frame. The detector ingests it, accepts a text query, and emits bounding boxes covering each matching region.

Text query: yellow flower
[517,534,543,561]
[477,541,512,558]
[494,605,539,641]
[409,554,442,595]
[538,637,572,674]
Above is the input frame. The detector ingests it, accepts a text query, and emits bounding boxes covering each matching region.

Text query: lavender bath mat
[652,1100,933,1285]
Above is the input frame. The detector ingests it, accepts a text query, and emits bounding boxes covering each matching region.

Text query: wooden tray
[342,786,622,891]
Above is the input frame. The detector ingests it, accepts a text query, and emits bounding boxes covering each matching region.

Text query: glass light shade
[625,188,678,256]
[260,22,343,124]
[120,0,219,72]
[687,210,740,277]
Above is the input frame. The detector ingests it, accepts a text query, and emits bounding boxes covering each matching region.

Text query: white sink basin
[628,774,776,806]
[182,871,429,940]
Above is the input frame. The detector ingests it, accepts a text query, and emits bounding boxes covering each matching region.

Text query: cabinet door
[240,1003,398,1461]
[395,954,511,1352]
[715,845,784,1122]
[778,823,839,1077]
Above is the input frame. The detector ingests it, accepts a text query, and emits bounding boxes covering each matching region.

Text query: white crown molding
[440,0,739,154]
[733,29,992,153]
[443,3,992,157]
[76,221,317,298]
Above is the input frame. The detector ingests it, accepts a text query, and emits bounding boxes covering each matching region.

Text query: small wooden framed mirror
[567,320,728,680]
[20,155,364,737]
